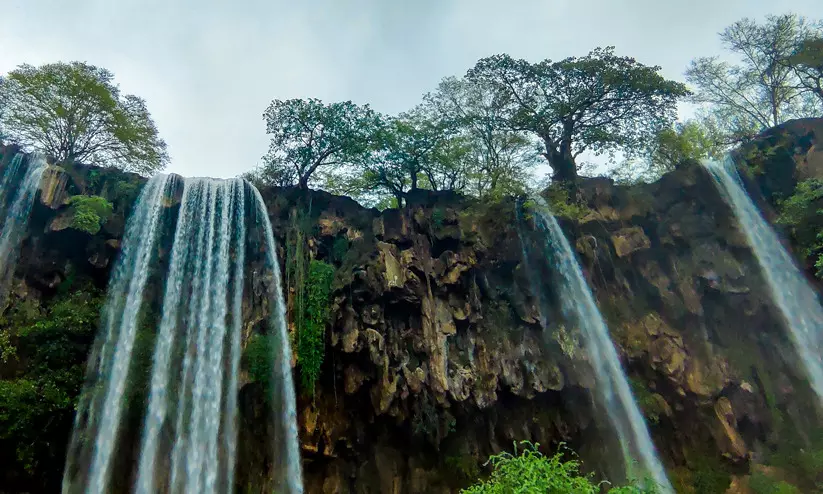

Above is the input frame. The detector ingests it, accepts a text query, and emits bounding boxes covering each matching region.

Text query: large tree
[466,47,688,184]
[425,76,538,197]
[261,98,380,189]
[686,15,822,143]
[0,62,168,174]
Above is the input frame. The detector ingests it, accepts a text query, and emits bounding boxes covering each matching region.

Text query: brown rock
[611,227,651,258]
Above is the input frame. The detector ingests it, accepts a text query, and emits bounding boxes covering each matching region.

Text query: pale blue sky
[1,0,820,178]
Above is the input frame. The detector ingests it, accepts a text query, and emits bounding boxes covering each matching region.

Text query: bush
[0,288,102,478]
[776,179,823,278]
[68,195,114,234]
[749,471,802,494]
[461,441,658,494]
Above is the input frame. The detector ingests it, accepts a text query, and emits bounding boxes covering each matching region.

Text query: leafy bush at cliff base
[68,195,114,234]
[298,260,334,394]
[749,471,802,494]
[0,288,102,477]
[461,441,658,494]
[776,179,823,278]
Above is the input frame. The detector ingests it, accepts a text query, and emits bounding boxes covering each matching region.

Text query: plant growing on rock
[461,441,658,493]
[67,195,114,235]
[296,260,334,394]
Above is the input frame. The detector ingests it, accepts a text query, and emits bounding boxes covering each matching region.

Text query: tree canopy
[686,15,823,143]
[789,36,823,105]
[261,98,381,189]
[466,47,688,184]
[0,62,168,175]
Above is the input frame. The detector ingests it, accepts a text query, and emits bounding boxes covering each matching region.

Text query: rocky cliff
[1,119,823,493]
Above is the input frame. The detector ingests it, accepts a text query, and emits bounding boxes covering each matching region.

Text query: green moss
[628,377,665,425]
[243,333,273,388]
[445,454,481,483]
[68,195,114,234]
[331,236,349,263]
[431,207,445,228]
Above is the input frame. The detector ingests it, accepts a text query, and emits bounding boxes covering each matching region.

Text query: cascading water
[0,153,47,299]
[529,198,672,492]
[63,174,176,494]
[63,175,303,494]
[704,159,823,403]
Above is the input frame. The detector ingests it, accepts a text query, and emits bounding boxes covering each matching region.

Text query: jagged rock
[611,227,651,257]
[713,397,749,461]
[38,166,69,209]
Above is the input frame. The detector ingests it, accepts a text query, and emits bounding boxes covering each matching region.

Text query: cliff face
[1,119,823,493]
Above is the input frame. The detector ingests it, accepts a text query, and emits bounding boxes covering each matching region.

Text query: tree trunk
[543,138,577,184]
[298,174,309,189]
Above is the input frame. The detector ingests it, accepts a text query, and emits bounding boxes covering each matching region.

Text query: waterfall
[63,176,303,494]
[529,198,672,492]
[0,153,46,299]
[63,174,176,494]
[704,159,823,403]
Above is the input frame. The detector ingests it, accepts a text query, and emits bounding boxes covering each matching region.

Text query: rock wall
[1,119,823,493]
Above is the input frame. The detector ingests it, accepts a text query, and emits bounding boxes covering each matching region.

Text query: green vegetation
[68,195,114,234]
[749,472,802,494]
[243,333,273,388]
[0,288,102,476]
[628,378,666,425]
[282,202,335,394]
[776,179,823,277]
[461,441,657,494]
[467,47,688,184]
[0,62,168,174]
[297,260,334,394]
[545,184,590,220]
[686,14,823,144]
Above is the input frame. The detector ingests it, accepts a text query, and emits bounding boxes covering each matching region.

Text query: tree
[788,37,823,105]
[0,62,168,174]
[685,15,822,143]
[425,76,538,198]
[611,119,727,184]
[351,109,453,206]
[466,47,688,185]
[261,98,380,189]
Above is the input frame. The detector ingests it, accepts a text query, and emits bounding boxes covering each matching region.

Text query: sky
[1,0,821,179]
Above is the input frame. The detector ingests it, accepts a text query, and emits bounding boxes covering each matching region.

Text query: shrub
[461,441,658,494]
[0,288,102,477]
[68,195,114,234]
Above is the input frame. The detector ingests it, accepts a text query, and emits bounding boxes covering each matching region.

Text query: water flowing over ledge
[61,175,303,494]
[704,159,823,404]
[527,197,672,492]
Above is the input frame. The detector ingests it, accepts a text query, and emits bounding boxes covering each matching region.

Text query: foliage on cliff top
[0,62,168,174]
[461,441,657,494]
[776,179,823,277]
[68,195,114,235]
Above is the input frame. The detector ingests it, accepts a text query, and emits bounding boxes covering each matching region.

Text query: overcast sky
[1,0,820,178]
